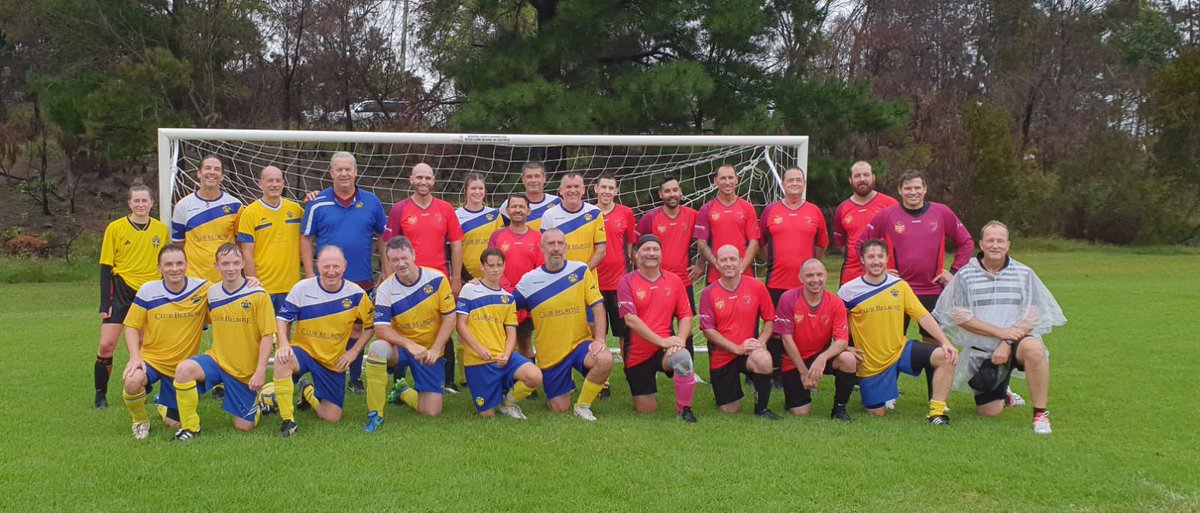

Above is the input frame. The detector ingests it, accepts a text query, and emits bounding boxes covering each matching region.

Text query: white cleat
[1006,389,1026,407]
[884,399,896,410]
[132,422,150,440]
[498,404,527,420]
[1032,412,1052,435]
[573,405,597,422]
[692,374,706,385]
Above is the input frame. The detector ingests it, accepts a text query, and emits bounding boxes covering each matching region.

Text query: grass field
[1,247,1198,512]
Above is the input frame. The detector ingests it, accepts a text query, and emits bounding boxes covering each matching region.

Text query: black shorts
[517,319,534,339]
[601,290,626,339]
[685,282,697,314]
[102,276,138,325]
[904,294,941,337]
[972,338,1029,406]
[624,349,671,396]
[710,356,757,406]
[781,354,841,409]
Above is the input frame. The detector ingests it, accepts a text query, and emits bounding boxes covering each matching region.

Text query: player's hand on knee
[941,344,959,366]
[589,339,607,358]
[122,359,143,381]
[990,343,1011,366]
[846,347,865,362]
[742,338,762,352]
[275,344,293,365]
[663,335,686,349]
[249,371,266,392]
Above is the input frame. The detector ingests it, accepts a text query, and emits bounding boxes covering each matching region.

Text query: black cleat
[830,405,853,423]
[296,378,314,412]
[94,392,108,410]
[172,428,201,442]
[348,379,365,395]
[442,383,460,395]
[679,407,698,424]
[279,420,298,438]
[755,409,781,421]
[211,384,226,402]
[600,383,612,401]
[927,414,951,427]
[529,389,540,401]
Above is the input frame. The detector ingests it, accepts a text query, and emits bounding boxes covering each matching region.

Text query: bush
[4,234,50,257]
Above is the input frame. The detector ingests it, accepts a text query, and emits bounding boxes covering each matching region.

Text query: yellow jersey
[99,216,169,291]
[207,280,277,383]
[456,282,518,366]
[540,202,607,269]
[236,198,303,294]
[124,278,211,377]
[455,206,503,279]
[373,268,456,355]
[513,260,602,368]
[837,274,929,377]
[171,192,241,282]
[278,278,373,371]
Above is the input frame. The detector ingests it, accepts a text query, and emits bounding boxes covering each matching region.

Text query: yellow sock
[364,355,388,417]
[455,343,466,385]
[400,388,418,409]
[509,381,535,404]
[176,380,200,432]
[576,379,604,408]
[302,383,319,410]
[274,378,294,422]
[929,399,947,417]
[123,390,149,424]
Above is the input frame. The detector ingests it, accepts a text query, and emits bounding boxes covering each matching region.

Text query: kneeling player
[173,244,277,440]
[121,245,209,439]
[618,235,698,423]
[458,248,543,418]
[837,239,958,425]
[774,259,859,421]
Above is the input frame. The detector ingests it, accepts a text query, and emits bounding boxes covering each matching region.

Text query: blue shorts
[191,354,259,423]
[542,342,591,401]
[292,346,346,409]
[391,347,445,394]
[859,340,932,409]
[465,353,534,412]
[144,363,178,411]
[270,293,288,314]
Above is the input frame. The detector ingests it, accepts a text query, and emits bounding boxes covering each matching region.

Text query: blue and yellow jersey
[171,192,242,282]
[99,217,169,291]
[456,206,503,279]
[374,268,456,355]
[500,193,561,232]
[837,274,929,377]
[236,198,304,294]
[513,261,602,368]
[540,202,607,268]
[456,282,518,366]
[124,278,211,377]
[207,280,276,383]
[278,278,374,371]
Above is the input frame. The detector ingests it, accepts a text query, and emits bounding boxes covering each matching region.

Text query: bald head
[716,244,740,260]
[716,244,742,280]
[410,162,435,197]
[259,165,285,200]
[799,257,827,295]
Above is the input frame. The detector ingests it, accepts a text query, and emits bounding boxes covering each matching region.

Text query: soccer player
[457,248,543,419]
[274,246,375,423]
[617,234,698,423]
[488,195,544,359]
[95,182,169,410]
[541,172,606,274]
[237,165,304,313]
[172,244,277,440]
[513,229,612,421]
[934,221,1065,434]
[833,161,898,284]
[455,173,504,385]
[362,237,457,429]
[694,164,760,284]
[499,161,561,231]
[636,176,701,354]
[594,173,636,344]
[774,259,859,422]
[837,239,958,425]
[120,245,210,439]
[698,245,777,419]
[300,151,387,394]
[171,155,241,283]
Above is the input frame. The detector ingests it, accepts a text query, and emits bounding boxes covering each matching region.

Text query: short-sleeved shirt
[694,198,760,283]
[100,217,170,291]
[863,202,974,296]
[171,192,242,283]
[698,277,774,370]
[837,275,928,377]
[456,282,519,366]
[124,278,211,377]
[773,289,848,369]
[207,281,276,382]
[513,261,602,368]
[278,278,374,371]
[616,270,692,368]
[301,187,387,285]
[597,204,636,291]
[636,206,699,285]
[236,198,304,294]
[833,193,898,284]
[383,197,464,275]
[500,194,561,232]
[759,200,829,290]
[488,228,544,291]
[540,202,607,270]
[373,268,456,355]
[456,206,504,279]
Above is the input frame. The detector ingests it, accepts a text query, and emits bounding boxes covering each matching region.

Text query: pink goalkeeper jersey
[863,202,973,296]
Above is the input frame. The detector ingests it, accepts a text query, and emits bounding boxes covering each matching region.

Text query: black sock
[925,368,935,401]
[94,357,113,395]
[443,339,456,386]
[1033,407,1046,416]
[833,371,857,406]
[751,373,772,413]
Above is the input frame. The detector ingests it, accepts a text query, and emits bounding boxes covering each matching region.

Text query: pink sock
[674,372,695,413]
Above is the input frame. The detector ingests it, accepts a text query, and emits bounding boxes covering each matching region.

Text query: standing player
[95,182,169,410]
[773,259,859,421]
[499,161,562,231]
[275,246,375,423]
[120,245,210,439]
[457,248,544,419]
[488,195,544,359]
[833,161,898,284]
[237,165,304,313]
[540,172,606,272]
[513,229,612,421]
[300,151,387,394]
[837,239,958,425]
[698,245,777,419]
[636,177,701,355]
[618,235,699,423]
[363,237,457,430]
[934,221,1065,434]
[172,244,277,440]
[594,173,636,345]
[454,173,504,386]
[694,164,760,284]
[171,155,241,283]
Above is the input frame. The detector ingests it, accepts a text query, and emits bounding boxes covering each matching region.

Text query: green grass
[1,249,1198,511]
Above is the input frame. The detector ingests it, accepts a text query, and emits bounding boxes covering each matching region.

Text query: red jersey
[863,202,973,296]
[597,204,636,291]
[487,228,544,291]
[772,289,848,370]
[616,270,692,367]
[383,197,464,274]
[833,193,898,284]
[636,206,699,286]
[698,277,775,370]
[694,198,760,283]
[759,200,829,290]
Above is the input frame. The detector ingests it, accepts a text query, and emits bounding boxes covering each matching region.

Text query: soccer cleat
[348,379,366,395]
[755,409,781,421]
[443,383,460,395]
[94,392,108,410]
[572,405,597,422]
[132,422,150,440]
[926,414,951,426]
[211,383,226,402]
[678,407,698,424]
[389,378,412,406]
[692,374,706,385]
[279,420,298,438]
[498,404,527,420]
[884,399,896,410]
[296,377,314,412]
[1032,412,1052,435]
[172,428,201,442]
[1006,389,1026,408]
[599,383,612,401]
[363,411,384,433]
[830,405,853,423]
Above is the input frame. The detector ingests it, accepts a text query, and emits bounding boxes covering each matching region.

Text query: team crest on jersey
[408,216,418,225]
[711,212,721,221]
[714,298,725,310]
[820,315,830,326]
[222,205,232,214]
[191,295,202,304]
[568,274,578,283]
[584,214,593,221]
[287,211,295,218]
[500,295,511,304]
[355,202,363,208]
[928,221,939,232]
[151,235,162,248]
[893,222,906,234]
[486,214,495,221]
[342,298,353,309]
[890,289,899,297]
[773,216,783,225]
[636,289,646,300]
[844,214,854,224]
[423,284,434,294]
[742,295,752,304]
[656,224,666,233]
[241,300,252,310]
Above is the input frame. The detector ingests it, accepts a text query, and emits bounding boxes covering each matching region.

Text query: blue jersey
[301,187,387,284]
